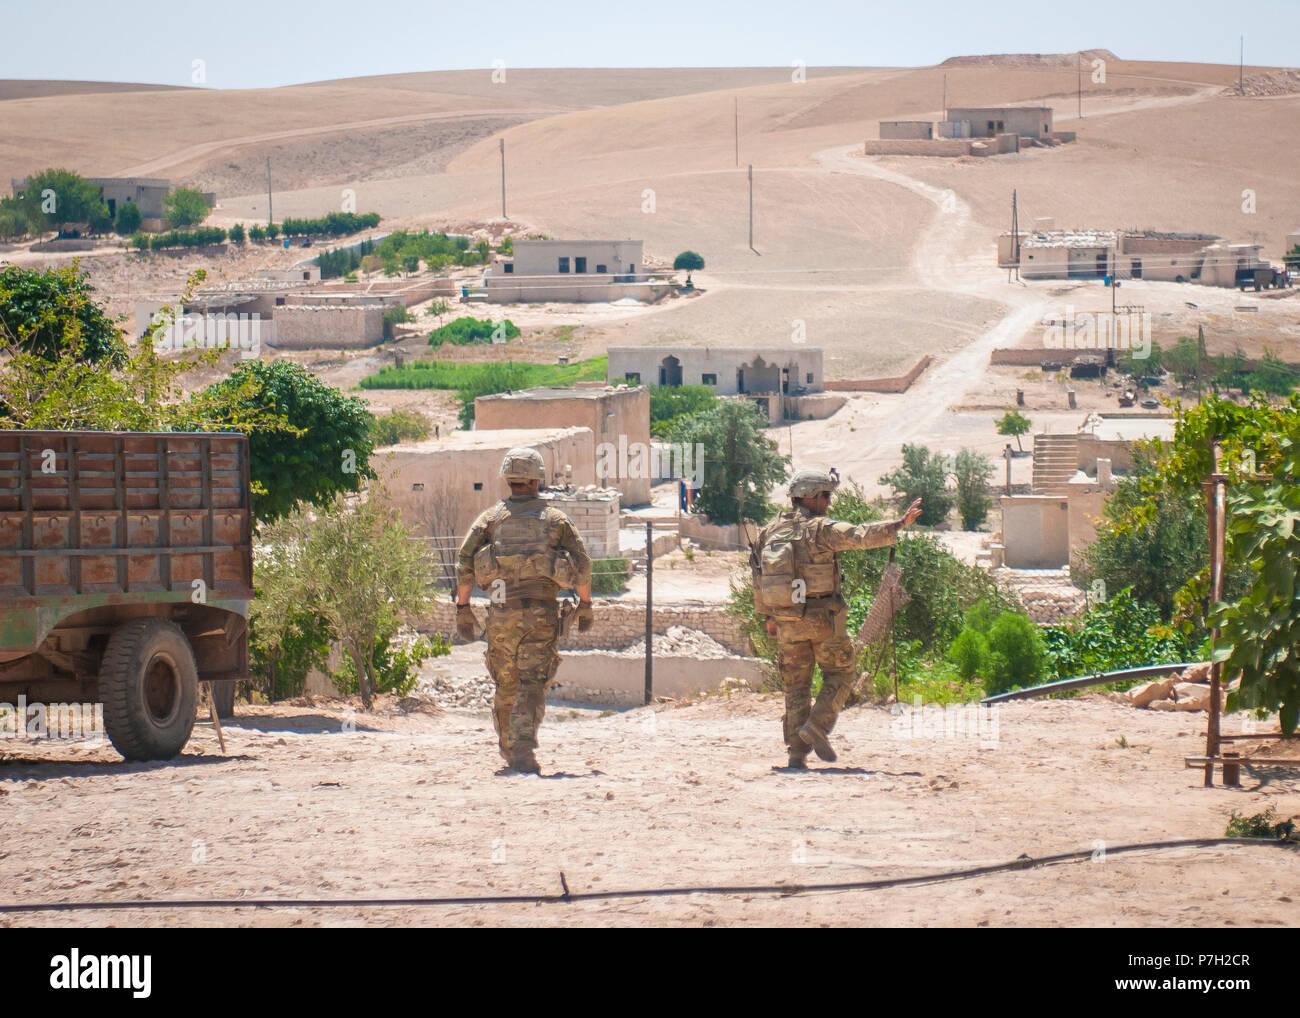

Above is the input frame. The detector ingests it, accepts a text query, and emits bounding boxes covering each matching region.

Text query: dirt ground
[1,694,1296,927]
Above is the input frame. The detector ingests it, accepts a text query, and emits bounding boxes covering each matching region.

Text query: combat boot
[787,750,809,770]
[510,748,540,774]
[798,721,837,762]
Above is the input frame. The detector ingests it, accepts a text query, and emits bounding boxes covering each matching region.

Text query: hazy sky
[4,0,1296,89]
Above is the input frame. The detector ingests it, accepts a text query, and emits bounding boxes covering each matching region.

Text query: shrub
[163,187,211,228]
[368,408,431,447]
[591,557,632,596]
[952,448,993,530]
[947,628,989,681]
[228,222,246,243]
[984,612,1048,694]
[878,444,954,527]
[428,316,520,349]
[113,201,142,235]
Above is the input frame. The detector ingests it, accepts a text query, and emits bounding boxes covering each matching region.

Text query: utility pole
[941,73,947,118]
[734,97,739,167]
[1239,35,1244,94]
[1077,52,1082,118]
[748,164,755,253]
[1010,189,1020,281]
[265,157,273,227]
[499,138,507,219]
[644,520,653,705]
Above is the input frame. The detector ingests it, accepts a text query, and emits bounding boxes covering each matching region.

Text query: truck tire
[210,679,235,719]
[100,619,199,761]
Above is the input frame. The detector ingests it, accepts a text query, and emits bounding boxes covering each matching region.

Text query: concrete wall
[824,356,932,393]
[1075,434,1137,473]
[678,514,747,552]
[880,121,934,139]
[1067,490,1107,555]
[475,387,652,505]
[376,427,597,538]
[552,653,764,706]
[1001,495,1070,568]
[864,138,975,156]
[269,304,385,349]
[483,275,671,303]
[946,107,1053,138]
[543,490,621,559]
[607,347,823,395]
[508,239,644,277]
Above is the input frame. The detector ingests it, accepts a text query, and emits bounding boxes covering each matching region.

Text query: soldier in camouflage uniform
[754,469,922,769]
[455,448,593,774]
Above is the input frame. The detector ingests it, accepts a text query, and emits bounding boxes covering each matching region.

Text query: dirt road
[1,695,1295,927]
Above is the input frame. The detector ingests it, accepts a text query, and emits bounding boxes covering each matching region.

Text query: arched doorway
[659,355,683,387]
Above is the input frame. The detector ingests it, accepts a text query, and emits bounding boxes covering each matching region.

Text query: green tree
[368,408,431,447]
[952,448,993,530]
[255,490,442,709]
[401,252,421,275]
[203,360,376,523]
[228,222,246,244]
[113,200,142,235]
[673,250,705,283]
[1118,338,1163,378]
[0,201,30,239]
[249,543,332,701]
[162,187,211,228]
[1106,394,1300,731]
[668,400,788,524]
[878,444,953,527]
[985,612,1048,694]
[1244,349,1297,396]
[649,384,717,438]
[0,263,125,365]
[996,409,1031,453]
[1163,335,1206,391]
[248,224,266,242]
[498,235,514,255]
[18,168,109,237]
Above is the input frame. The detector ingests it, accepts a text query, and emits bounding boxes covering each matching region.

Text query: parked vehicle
[0,431,252,760]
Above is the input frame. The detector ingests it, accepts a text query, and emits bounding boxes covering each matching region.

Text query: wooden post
[1204,441,1226,786]
[644,520,653,705]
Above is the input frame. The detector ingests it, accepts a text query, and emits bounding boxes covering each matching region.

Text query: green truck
[0,431,252,760]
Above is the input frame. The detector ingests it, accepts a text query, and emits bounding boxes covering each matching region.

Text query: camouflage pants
[773,604,857,753]
[484,602,560,762]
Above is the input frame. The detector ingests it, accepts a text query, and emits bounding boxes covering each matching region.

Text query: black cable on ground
[0,837,1293,914]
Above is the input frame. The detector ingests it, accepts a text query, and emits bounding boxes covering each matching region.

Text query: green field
[360,356,607,391]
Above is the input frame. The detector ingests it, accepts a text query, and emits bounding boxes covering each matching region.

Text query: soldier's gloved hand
[765,618,777,637]
[576,601,594,633]
[456,604,477,641]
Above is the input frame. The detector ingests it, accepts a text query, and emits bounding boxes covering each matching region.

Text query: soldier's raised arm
[814,497,923,552]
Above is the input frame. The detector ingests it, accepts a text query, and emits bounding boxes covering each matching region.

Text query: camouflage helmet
[500,446,545,482]
[789,468,836,498]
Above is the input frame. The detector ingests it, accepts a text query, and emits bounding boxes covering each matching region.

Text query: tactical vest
[751,511,839,618]
[472,498,577,595]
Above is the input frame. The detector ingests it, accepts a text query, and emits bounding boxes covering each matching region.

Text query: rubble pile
[1124,663,1234,712]
[609,626,734,659]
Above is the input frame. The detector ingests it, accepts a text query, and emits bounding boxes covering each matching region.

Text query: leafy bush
[947,628,989,681]
[984,612,1048,694]
[113,201,141,235]
[281,212,380,237]
[134,226,228,249]
[952,448,993,530]
[228,222,245,243]
[248,224,266,241]
[316,239,374,279]
[384,304,415,325]
[878,444,954,527]
[368,408,431,447]
[428,316,520,349]
[591,557,632,596]
[1043,588,1193,681]
[163,187,211,228]
[331,631,447,698]
[649,384,717,438]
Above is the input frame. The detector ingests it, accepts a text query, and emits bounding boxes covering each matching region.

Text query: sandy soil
[1,694,1295,927]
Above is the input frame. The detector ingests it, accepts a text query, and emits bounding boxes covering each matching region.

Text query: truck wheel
[210,680,235,719]
[100,619,198,761]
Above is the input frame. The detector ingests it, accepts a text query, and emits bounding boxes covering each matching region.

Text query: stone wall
[423,598,751,656]
[863,139,974,156]
[270,304,385,349]
[824,356,933,393]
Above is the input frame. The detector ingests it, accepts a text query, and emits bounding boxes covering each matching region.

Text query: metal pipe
[980,661,1201,704]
